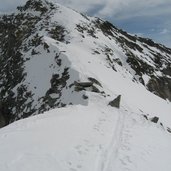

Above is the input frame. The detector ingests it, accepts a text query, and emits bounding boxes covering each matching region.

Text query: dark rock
[0,102,11,126]
[17,0,50,14]
[138,37,171,55]
[95,19,115,37]
[82,94,88,99]
[39,68,70,113]
[88,77,102,87]
[143,115,148,120]
[0,114,6,128]
[118,36,143,52]
[160,122,163,127]
[74,86,85,92]
[91,85,100,93]
[74,81,93,88]
[126,51,154,76]
[74,81,100,93]
[150,116,159,123]
[113,58,122,66]
[60,103,66,107]
[31,49,39,55]
[76,23,97,38]
[167,127,171,133]
[139,77,145,85]
[147,76,171,101]
[119,29,137,42]
[162,66,171,77]
[93,50,100,54]
[49,25,66,42]
[108,95,121,108]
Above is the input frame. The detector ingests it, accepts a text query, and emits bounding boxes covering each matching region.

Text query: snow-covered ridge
[0,0,171,170]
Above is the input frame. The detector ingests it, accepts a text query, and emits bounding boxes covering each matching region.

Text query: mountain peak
[16,0,55,14]
[0,0,171,127]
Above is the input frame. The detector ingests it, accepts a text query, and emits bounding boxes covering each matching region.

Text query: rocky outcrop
[0,113,6,128]
[108,95,121,108]
[150,116,159,123]
[147,76,171,101]
[74,81,101,93]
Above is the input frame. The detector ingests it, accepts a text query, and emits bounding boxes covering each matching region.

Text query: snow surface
[0,93,171,171]
[0,1,171,171]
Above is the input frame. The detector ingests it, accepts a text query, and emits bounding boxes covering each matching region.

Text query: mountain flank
[0,0,171,127]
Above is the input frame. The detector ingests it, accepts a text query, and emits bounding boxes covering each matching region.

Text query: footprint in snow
[70,168,77,171]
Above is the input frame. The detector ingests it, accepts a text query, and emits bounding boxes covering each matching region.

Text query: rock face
[108,95,121,108]
[75,82,93,88]
[0,113,6,128]
[147,77,171,101]
[0,0,171,126]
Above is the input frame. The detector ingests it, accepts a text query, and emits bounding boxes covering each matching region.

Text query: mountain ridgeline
[0,0,171,127]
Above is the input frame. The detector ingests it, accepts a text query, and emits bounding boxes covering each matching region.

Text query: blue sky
[0,0,170,47]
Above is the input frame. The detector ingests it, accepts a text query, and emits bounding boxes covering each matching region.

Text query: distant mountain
[0,0,171,127]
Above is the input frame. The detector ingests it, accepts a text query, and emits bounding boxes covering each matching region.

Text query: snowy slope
[0,0,171,170]
[0,93,171,171]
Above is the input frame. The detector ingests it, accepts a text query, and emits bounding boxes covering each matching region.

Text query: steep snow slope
[0,0,171,125]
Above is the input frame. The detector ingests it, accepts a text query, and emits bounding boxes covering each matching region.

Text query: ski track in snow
[97,109,126,171]
[112,111,136,171]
